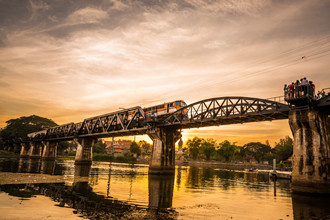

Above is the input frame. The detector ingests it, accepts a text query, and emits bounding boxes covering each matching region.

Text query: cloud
[67,7,108,25]
[185,0,271,16]
[0,0,329,145]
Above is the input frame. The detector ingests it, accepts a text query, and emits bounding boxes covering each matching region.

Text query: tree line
[184,136,293,164]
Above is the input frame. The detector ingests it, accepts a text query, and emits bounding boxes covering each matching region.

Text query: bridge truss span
[29,106,150,141]
[163,97,290,129]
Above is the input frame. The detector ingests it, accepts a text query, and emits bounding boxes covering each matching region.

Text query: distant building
[105,140,132,157]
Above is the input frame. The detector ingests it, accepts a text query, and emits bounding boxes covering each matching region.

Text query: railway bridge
[15,93,330,194]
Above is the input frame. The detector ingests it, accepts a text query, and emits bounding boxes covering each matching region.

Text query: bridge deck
[23,95,330,142]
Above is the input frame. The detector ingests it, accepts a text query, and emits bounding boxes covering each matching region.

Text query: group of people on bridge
[284,77,316,100]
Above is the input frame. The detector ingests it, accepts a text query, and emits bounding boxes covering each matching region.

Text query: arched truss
[27,97,290,141]
[163,97,290,129]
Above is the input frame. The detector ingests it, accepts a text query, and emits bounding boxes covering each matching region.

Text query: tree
[242,142,273,163]
[130,141,141,156]
[0,136,4,150]
[217,140,238,161]
[57,141,71,155]
[93,139,107,154]
[138,140,152,155]
[274,136,293,162]
[201,139,216,161]
[0,115,57,146]
[186,137,203,160]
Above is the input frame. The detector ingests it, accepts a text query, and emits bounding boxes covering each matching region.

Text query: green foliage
[274,136,293,162]
[201,139,216,161]
[0,115,57,143]
[242,142,273,163]
[186,137,203,160]
[217,140,239,161]
[115,155,137,163]
[93,139,107,154]
[0,137,4,149]
[57,141,71,154]
[130,141,141,156]
[138,140,152,155]
[67,151,76,156]
[58,141,77,155]
[93,153,114,161]
[0,150,19,158]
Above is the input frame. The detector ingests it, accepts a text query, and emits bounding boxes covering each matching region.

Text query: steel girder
[26,97,292,141]
[163,97,290,129]
[28,106,150,141]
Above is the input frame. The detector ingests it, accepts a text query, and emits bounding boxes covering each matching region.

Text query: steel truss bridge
[26,96,293,142]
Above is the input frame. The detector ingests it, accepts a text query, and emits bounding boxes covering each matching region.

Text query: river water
[0,158,329,220]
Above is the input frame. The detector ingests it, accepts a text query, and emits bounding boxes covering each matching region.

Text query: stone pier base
[74,138,96,165]
[147,127,181,175]
[289,110,330,194]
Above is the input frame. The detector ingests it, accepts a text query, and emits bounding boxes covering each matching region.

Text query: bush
[67,152,76,156]
[93,153,115,162]
[115,155,136,163]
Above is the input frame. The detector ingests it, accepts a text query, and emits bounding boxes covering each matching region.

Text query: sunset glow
[1,0,330,145]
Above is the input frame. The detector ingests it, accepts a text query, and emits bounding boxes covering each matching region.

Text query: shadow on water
[292,194,330,219]
[0,158,65,175]
[0,162,177,219]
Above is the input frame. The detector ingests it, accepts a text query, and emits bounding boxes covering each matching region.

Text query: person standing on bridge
[309,81,315,97]
[301,77,308,96]
[284,84,288,99]
[294,80,301,98]
[289,82,295,98]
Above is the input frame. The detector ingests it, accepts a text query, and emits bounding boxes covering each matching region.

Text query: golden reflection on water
[1,159,330,219]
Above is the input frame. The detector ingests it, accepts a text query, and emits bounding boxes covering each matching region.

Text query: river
[0,158,329,220]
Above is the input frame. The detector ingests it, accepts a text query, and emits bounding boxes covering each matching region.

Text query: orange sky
[0,0,329,146]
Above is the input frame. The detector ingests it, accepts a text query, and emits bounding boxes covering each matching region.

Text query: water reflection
[1,159,330,219]
[149,175,174,210]
[292,194,330,219]
[0,158,63,175]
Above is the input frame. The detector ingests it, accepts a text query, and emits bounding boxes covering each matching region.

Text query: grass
[0,151,20,158]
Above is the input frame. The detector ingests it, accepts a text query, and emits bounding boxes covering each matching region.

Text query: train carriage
[143,100,187,118]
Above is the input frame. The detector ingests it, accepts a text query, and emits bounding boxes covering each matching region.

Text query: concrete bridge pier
[147,127,181,175]
[289,109,330,194]
[74,137,96,165]
[20,142,30,158]
[28,142,42,159]
[41,141,58,160]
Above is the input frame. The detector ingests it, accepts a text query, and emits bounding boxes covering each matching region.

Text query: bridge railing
[266,96,287,104]
[319,88,330,97]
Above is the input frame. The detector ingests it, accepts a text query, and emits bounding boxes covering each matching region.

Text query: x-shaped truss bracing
[28,107,149,141]
[164,97,289,128]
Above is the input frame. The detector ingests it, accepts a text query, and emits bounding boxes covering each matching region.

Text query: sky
[0,0,330,146]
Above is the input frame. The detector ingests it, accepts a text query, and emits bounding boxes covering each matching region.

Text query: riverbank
[175,160,272,170]
[0,172,88,185]
[0,151,273,171]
